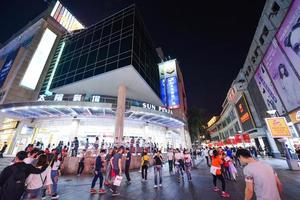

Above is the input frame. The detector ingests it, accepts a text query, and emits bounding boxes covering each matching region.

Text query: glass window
[102,24,112,37]
[108,41,120,57]
[84,34,93,46]
[118,57,131,68]
[87,50,97,66]
[76,38,84,49]
[70,57,79,71]
[83,69,94,79]
[106,62,117,72]
[97,46,108,61]
[123,15,133,28]
[92,29,102,41]
[74,73,83,81]
[120,37,132,53]
[94,66,105,75]
[112,19,122,33]
[78,54,88,68]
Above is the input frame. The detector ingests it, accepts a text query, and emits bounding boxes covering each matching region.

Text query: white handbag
[113,175,123,186]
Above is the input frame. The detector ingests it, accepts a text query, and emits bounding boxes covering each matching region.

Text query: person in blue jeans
[50,154,61,199]
[90,153,106,194]
[153,150,163,188]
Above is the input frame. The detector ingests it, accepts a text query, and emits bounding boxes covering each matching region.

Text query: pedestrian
[228,158,238,181]
[94,137,99,152]
[237,149,282,200]
[24,148,40,165]
[167,149,174,173]
[85,138,89,150]
[0,151,47,200]
[222,153,231,180]
[0,142,8,159]
[90,152,106,194]
[23,154,52,200]
[210,150,230,198]
[204,147,210,167]
[183,149,192,181]
[141,151,150,182]
[174,148,184,183]
[125,147,131,183]
[295,145,300,160]
[72,137,79,157]
[110,146,124,196]
[153,150,163,188]
[104,148,114,186]
[50,153,61,199]
[77,150,86,176]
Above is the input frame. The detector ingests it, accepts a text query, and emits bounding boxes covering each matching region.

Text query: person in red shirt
[211,150,230,198]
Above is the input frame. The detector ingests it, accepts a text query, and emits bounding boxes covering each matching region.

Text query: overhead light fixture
[266,110,277,115]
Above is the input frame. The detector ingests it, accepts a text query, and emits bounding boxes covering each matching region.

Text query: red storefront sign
[243,133,251,143]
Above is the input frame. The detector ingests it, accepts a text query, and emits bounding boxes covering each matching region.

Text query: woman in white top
[183,150,193,181]
[50,154,61,199]
[174,149,184,183]
[23,154,52,200]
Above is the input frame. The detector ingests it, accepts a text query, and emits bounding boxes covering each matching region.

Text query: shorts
[23,188,42,199]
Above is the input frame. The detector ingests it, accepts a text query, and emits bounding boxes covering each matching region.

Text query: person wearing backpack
[90,152,106,194]
[153,150,163,188]
[23,154,52,200]
[0,151,47,200]
[141,151,150,182]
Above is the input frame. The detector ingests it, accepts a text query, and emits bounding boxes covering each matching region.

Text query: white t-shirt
[51,160,61,170]
[209,150,214,157]
[24,157,34,164]
[204,149,209,157]
[168,152,174,160]
[174,152,182,161]
[26,166,52,190]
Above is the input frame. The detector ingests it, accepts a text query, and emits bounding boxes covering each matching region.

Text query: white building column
[69,119,80,142]
[114,84,126,145]
[264,127,281,158]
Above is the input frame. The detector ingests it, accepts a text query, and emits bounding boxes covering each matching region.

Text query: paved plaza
[1,157,299,200]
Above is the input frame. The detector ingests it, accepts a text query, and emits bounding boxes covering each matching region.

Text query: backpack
[1,165,27,200]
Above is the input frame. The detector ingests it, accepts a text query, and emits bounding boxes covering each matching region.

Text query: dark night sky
[0,0,266,117]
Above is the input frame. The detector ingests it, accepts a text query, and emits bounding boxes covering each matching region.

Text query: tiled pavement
[1,157,300,200]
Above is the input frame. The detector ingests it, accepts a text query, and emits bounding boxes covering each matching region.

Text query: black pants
[125,164,130,181]
[224,167,231,180]
[77,162,84,174]
[205,156,210,166]
[168,160,173,172]
[142,165,148,180]
[91,171,103,188]
[0,152,3,158]
[213,174,225,191]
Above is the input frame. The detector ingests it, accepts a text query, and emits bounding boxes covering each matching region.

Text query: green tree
[187,107,209,143]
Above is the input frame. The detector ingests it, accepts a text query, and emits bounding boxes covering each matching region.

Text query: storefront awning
[0,101,184,128]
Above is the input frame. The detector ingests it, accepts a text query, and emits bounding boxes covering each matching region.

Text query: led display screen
[235,94,256,131]
[51,1,84,32]
[20,28,57,90]
[158,59,180,109]
[254,63,286,115]
[276,0,300,76]
[0,49,18,88]
[263,39,300,112]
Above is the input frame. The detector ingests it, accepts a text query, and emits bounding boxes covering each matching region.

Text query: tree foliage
[187,107,209,143]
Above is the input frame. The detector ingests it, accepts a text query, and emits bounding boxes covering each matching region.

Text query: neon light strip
[50,1,60,17]
[45,41,65,95]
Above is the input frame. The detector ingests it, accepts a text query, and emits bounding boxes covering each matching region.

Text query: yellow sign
[0,121,19,131]
[289,110,300,124]
[265,117,291,138]
[207,116,219,128]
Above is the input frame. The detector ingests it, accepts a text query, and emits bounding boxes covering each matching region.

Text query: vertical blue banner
[0,49,18,88]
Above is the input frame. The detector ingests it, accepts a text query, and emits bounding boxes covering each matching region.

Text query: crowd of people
[0,138,286,200]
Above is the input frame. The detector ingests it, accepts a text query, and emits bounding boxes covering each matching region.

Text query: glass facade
[41,5,160,97]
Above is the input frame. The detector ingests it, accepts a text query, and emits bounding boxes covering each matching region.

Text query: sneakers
[159,184,162,187]
[42,196,46,200]
[112,192,120,196]
[213,187,220,192]
[90,188,97,193]
[221,191,230,198]
[104,180,110,186]
[99,189,106,194]
[51,194,59,199]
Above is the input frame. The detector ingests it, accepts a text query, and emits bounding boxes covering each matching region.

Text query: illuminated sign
[235,94,256,131]
[142,103,173,114]
[54,94,64,101]
[92,95,101,103]
[38,95,46,101]
[0,49,18,88]
[50,1,85,32]
[265,117,291,138]
[73,94,82,101]
[227,88,236,102]
[207,116,218,127]
[158,59,180,109]
[20,28,57,90]
[0,121,19,131]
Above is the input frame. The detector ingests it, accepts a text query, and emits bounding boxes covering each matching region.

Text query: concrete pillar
[114,84,126,145]
[264,127,281,158]
[69,119,80,142]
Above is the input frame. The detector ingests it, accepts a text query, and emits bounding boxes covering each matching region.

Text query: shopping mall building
[0,1,190,155]
[207,0,300,158]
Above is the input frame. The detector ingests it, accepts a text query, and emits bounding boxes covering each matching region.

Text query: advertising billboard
[263,39,300,112]
[158,59,180,109]
[254,63,286,115]
[276,0,300,76]
[235,94,256,131]
[265,117,291,138]
[0,49,18,88]
[20,28,57,90]
[51,1,84,32]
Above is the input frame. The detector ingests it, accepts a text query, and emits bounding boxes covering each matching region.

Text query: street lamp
[266,110,277,117]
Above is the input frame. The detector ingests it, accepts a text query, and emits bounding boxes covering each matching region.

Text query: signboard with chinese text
[265,117,292,138]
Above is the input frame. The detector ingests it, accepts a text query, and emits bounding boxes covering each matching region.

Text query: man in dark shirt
[110,146,124,196]
[0,151,47,200]
[125,148,131,183]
